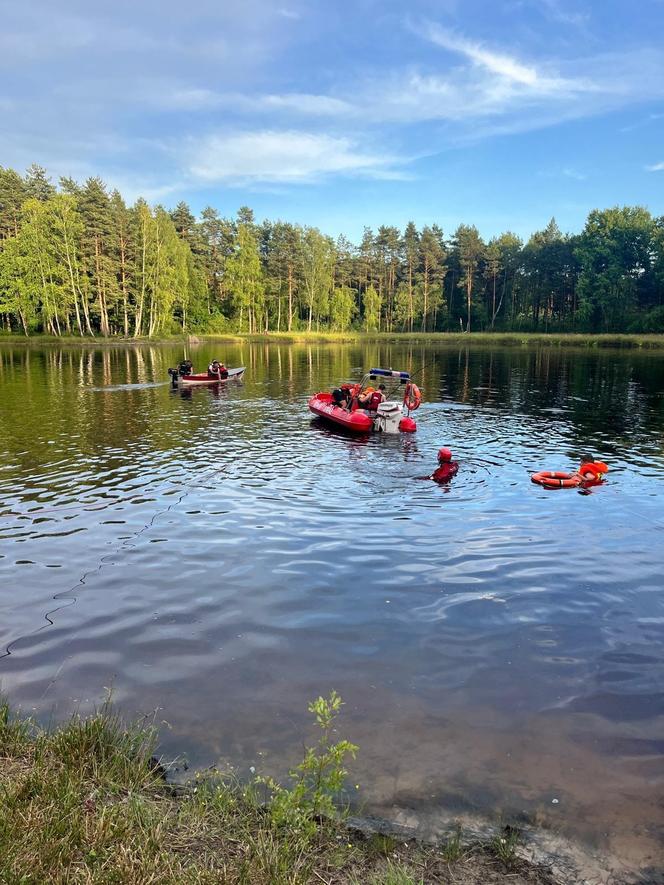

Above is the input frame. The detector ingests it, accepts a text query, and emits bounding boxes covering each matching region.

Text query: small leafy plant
[441,825,464,863]
[491,825,520,868]
[259,691,358,837]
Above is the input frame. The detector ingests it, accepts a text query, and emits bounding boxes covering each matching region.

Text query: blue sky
[1,0,663,242]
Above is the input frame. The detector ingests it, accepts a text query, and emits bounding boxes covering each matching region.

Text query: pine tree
[78,178,115,335]
[0,167,28,239]
[401,222,419,332]
[419,225,446,332]
[454,225,485,332]
[24,164,56,202]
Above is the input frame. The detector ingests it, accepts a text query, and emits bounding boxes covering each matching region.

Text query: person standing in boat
[431,448,458,483]
[207,359,228,379]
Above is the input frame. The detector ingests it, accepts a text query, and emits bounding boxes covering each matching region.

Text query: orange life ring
[403,382,422,412]
[531,470,581,489]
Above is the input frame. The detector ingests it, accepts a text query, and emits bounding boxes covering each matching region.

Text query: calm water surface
[1,341,663,871]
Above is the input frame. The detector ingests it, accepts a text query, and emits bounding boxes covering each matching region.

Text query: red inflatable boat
[308,392,375,432]
[308,368,419,434]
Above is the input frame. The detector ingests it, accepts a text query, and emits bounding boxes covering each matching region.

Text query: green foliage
[364,861,424,885]
[491,826,520,868]
[454,223,485,332]
[226,221,265,333]
[330,285,357,331]
[259,691,358,837]
[441,826,464,862]
[1,164,663,337]
[367,833,400,857]
[301,226,335,332]
[363,284,382,332]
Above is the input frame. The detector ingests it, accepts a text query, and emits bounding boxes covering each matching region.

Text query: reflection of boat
[308,368,419,434]
[168,367,245,386]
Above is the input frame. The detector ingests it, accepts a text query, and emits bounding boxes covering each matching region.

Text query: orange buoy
[531,470,582,489]
[531,461,608,489]
[403,382,422,411]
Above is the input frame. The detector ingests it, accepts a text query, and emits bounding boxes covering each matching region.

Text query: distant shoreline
[2,331,664,349]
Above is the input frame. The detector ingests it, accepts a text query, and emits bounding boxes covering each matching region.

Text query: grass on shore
[1,330,664,349]
[0,696,560,885]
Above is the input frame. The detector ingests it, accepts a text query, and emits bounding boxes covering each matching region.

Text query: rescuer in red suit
[431,447,458,483]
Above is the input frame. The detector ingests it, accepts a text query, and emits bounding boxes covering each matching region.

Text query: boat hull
[308,393,374,432]
[175,367,245,385]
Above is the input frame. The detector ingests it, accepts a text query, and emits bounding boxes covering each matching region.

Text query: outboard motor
[374,401,403,433]
[168,360,193,387]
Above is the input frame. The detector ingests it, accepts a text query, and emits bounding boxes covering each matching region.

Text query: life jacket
[368,390,383,410]
[432,462,458,483]
[577,462,607,481]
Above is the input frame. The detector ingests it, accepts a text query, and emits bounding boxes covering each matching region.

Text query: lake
[1,340,663,874]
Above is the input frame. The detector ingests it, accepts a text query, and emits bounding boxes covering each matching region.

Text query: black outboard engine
[168,359,193,387]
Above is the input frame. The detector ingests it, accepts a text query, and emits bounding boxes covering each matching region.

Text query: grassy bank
[198,331,664,349]
[1,330,664,349]
[0,696,559,884]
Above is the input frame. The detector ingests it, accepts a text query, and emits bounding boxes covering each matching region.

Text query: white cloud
[420,22,594,96]
[537,0,589,27]
[257,94,354,115]
[646,161,664,171]
[424,24,540,86]
[187,130,405,183]
[562,167,587,180]
[139,87,354,116]
[167,88,224,110]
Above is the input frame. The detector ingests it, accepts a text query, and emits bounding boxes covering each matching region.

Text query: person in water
[431,447,459,483]
[576,460,608,484]
[207,359,228,379]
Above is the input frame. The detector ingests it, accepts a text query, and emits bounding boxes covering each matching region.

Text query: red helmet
[437,447,452,462]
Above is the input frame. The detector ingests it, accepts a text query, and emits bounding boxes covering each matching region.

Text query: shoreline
[2,331,664,350]
[0,702,646,884]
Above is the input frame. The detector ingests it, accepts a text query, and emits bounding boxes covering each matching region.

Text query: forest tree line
[1,164,663,337]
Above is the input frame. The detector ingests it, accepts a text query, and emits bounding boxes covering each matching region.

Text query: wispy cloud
[423,24,540,85]
[187,130,407,184]
[420,22,594,94]
[257,94,354,115]
[562,167,588,180]
[646,161,664,171]
[138,86,355,116]
[538,0,590,27]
